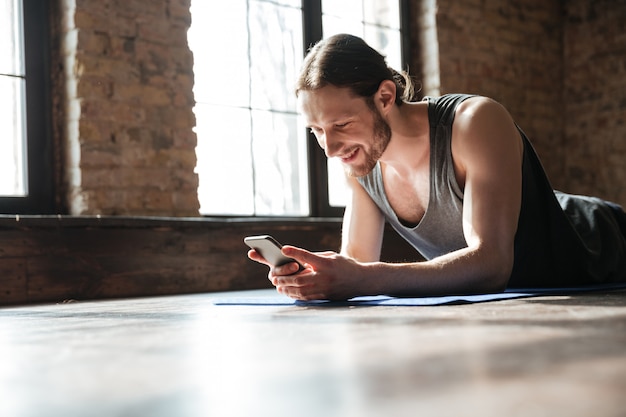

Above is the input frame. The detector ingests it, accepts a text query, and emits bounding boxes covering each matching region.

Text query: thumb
[281,245,326,267]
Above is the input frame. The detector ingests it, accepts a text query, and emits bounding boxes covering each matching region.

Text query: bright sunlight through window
[190,0,403,216]
[0,0,27,197]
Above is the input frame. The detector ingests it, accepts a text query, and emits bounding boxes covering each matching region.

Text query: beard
[344,107,392,178]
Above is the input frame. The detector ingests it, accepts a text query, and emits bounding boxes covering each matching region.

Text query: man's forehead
[298,86,365,123]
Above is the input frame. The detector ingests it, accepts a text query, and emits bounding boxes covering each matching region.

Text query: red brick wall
[53,0,199,216]
[410,0,626,206]
[563,0,626,206]
[433,0,566,190]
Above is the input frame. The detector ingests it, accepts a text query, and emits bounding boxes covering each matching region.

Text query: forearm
[340,176,386,262]
[360,245,512,297]
[274,242,512,301]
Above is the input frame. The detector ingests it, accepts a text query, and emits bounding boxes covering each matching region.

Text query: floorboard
[1,289,624,417]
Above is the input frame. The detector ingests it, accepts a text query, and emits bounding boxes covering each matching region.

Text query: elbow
[480,269,509,294]
[478,244,514,293]
[487,272,509,293]
[491,251,514,292]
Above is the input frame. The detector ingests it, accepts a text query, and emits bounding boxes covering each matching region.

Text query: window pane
[189,0,249,108]
[259,0,300,10]
[195,103,255,215]
[191,0,307,216]
[251,110,309,216]
[327,158,349,208]
[0,0,24,75]
[322,0,363,20]
[363,0,400,29]
[0,76,27,196]
[0,0,27,197]
[322,15,364,39]
[249,1,303,112]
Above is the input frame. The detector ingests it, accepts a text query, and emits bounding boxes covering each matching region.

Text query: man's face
[299,85,391,177]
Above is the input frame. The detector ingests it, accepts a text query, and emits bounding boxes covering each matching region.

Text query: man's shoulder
[450,96,522,168]
[453,96,512,130]
[427,94,481,127]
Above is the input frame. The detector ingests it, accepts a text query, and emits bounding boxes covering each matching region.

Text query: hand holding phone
[244,235,304,271]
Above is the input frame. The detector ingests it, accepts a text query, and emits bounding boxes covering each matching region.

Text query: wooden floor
[1,289,625,417]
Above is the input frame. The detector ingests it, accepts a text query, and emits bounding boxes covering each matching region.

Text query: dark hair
[296,34,416,105]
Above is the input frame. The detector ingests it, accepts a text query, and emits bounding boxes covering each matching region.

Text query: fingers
[250,245,333,272]
[247,249,275,270]
[273,262,302,276]
[281,245,331,268]
[249,248,305,298]
[276,284,326,301]
[274,272,321,300]
[248,249,303,273]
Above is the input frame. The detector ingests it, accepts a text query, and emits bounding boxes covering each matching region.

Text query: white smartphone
[244,235,304,270]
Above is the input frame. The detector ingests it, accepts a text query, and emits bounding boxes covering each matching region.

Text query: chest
[382,166,431,227]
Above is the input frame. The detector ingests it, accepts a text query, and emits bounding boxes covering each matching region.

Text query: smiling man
[248,33,626,301]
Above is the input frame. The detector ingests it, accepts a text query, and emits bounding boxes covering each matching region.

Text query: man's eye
[336,122,349,128]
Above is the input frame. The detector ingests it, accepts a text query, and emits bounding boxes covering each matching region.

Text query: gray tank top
[357,94,470,260]
[357,94,626,287]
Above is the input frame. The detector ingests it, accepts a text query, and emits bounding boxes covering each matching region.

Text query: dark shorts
[605,200,626,238]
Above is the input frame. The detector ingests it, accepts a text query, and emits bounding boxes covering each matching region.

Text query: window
[0,0,54,214]
[189,0,407,217]
[0,0,26,197]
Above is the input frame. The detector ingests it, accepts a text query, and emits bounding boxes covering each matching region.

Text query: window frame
[0,0,55,214]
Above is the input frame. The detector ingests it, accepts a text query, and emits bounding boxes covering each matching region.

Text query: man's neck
[380,101,430,175]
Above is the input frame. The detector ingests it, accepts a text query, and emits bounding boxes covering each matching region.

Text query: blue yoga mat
[213,283,626,307]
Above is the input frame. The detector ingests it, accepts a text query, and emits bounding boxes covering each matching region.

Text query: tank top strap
[424,94,477,128]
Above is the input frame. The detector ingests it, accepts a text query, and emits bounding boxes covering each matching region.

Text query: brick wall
[411,0,626,206]
[53,0,199,216]
[432,0,566,190]
[563,0,626,206]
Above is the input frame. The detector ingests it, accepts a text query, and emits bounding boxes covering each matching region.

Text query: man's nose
[322,132,341,158]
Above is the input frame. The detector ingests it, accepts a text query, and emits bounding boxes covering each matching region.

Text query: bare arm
[340,175,386,261]
[361,97,523,296]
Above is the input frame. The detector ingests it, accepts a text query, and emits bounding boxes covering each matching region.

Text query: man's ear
[375,79,397,114]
